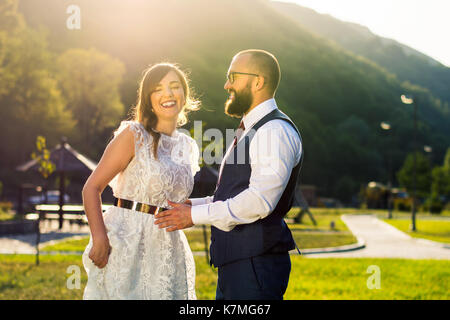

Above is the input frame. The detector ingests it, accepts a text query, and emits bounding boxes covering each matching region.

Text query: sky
[275,0,450,67]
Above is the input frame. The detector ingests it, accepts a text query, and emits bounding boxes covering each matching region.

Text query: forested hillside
[271,1,450,108]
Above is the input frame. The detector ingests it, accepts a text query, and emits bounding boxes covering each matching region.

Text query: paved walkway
[0,220,90,254]
[305,214,450,259]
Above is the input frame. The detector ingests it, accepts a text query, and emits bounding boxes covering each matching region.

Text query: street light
[401,95,414,104]
[401,94,418,232]
[380,121,393,219]
[380,121,391,130]
[424,145,433,207]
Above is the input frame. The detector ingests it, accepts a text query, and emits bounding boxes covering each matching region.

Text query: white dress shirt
[190,98,302,232]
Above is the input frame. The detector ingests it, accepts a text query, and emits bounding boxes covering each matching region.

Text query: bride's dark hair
[131,63,200,158]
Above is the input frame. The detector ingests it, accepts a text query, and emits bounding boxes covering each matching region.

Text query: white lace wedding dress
[82,121,200,300]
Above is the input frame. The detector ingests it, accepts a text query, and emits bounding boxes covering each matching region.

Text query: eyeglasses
[227,72,259,84]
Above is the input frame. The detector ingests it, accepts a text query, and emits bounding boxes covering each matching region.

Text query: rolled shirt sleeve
[190,196,214,207]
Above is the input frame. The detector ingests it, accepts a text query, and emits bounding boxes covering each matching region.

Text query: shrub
[0,201,13,213]
[423,193,444,214]
[394,198,411,212]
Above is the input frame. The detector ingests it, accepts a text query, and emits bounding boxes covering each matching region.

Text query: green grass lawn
[1,254,448,300]
[40,237,89,253]
[0,254,86,299]
[292,231,357,249]
[184,228,356,252]
[287,214,350,232]
[285,257,449,300]
[382,219,450,244]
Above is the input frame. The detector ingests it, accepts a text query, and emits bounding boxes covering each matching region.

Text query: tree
[431,148,450,199]
[396,152,432,199]
[443,148,450,173]
[0,0,25,34]
[0,26,75,170]
[333,175,358,204]
[30,135,55,266]
[56,48,126,156]
[31,136,56,179]
[0,0,25,96]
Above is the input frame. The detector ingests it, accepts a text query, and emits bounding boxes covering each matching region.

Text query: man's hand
[154,200,193,232]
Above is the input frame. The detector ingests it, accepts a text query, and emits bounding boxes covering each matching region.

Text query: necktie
[216,120,245,188]
[233,120,245,146]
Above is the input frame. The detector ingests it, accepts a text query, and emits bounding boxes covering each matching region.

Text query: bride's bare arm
[82,127,135,268]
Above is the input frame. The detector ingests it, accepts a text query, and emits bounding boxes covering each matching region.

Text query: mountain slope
[271,1,450,106]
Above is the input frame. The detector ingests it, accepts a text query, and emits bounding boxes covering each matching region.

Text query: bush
[423,193,444,214]
[0,201,13,213]
[445,202,450,211]
[394,198,412,212]
[333,176,357,205]
[0,202,15,221]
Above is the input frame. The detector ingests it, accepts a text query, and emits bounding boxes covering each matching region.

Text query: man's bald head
[234,49,281,96]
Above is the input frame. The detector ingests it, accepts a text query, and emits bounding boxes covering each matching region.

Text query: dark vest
[210,108,303,267]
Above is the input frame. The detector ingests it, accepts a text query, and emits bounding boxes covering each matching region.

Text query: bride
[81,63,200,299]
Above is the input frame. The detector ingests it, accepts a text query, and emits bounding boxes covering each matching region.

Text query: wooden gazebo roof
[16,139,97,173]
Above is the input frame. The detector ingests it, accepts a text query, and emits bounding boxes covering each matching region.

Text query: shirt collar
[241,98,278,130]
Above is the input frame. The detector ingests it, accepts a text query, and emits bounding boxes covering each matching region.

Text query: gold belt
[113,197,166,215]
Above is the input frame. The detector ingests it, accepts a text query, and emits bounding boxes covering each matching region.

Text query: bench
[26,204,113,226]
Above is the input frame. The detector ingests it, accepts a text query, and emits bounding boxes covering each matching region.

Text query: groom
[155,49,303,300]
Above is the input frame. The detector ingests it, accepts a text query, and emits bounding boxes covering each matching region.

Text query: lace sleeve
[113,120,147,155]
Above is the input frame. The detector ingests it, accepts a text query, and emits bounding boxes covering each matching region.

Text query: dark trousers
[215,252,291,300]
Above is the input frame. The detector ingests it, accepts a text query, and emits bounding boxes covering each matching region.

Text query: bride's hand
[183,199,192,206]
[89,235,112,269]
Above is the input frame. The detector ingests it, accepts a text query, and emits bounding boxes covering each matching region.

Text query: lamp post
[424,145,433,205]
[401,94,417,231]
[380,121,393,219]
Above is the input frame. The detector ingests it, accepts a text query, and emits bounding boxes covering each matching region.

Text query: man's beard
[225,84,253,118]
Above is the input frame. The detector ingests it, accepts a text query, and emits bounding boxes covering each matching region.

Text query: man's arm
[190,120,301,231]
[155,120,301,232]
